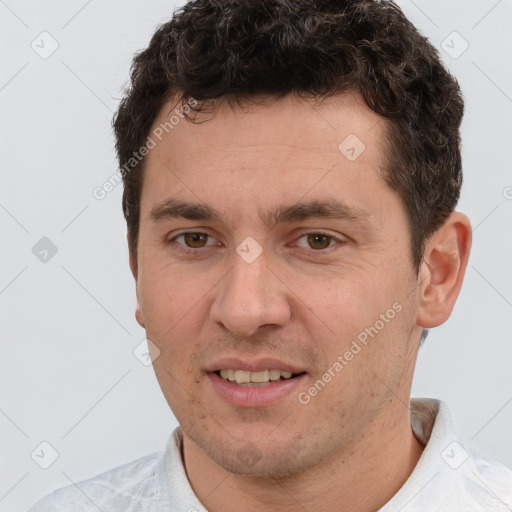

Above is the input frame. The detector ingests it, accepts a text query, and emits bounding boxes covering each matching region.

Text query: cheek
[138,258,216,329]
[289,268,390,335]
[288,264,412,378]
[136,268,214,383]
[299,286,413,426]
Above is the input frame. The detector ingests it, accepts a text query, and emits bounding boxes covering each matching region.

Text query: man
[29,0,512,510]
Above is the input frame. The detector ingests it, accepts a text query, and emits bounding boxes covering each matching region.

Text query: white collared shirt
[28,398,512,511]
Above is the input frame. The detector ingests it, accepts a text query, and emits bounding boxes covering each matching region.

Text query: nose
[209,251,292,337]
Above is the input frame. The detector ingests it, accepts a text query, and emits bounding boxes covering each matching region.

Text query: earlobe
[416,212,472,329]
[127,234,145,328]
[135,301,146,328]
[133,277,146,329]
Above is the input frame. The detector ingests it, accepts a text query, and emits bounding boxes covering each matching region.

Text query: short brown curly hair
[113,0,464,272]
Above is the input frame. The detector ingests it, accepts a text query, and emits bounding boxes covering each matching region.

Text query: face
[133,92,423,478]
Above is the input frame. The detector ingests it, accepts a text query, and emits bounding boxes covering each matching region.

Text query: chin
[193,430,320,479]
[217,452,311,479]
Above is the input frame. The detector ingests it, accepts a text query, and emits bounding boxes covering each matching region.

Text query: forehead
[148,92,385,164]
[141,92,392,224]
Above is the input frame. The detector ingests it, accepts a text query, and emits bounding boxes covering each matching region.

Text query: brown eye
[183,233,209,248]
[307,234,333,250]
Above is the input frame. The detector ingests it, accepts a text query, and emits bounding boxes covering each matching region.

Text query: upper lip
[205,357,306,374]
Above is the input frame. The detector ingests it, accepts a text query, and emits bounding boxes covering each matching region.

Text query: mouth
[206,360,308,407]
[214,369,306,387]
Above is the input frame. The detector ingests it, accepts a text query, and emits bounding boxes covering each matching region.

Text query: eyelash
[166,231,346,253]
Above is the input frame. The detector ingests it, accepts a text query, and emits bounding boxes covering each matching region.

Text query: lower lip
[207,372,307,408]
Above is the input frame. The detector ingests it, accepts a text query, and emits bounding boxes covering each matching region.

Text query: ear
[128,233,145,329]
[416,212,472,328]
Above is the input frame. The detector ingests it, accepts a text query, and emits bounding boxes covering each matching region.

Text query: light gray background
[1,1,511,510]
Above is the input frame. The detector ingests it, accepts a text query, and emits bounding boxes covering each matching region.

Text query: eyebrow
[149,198,372,227]
[150,199,223,223]
[266,200,371,226]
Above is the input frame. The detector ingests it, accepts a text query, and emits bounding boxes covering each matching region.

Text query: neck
[182,399,425,512]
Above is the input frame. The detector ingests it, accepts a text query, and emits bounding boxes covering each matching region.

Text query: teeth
[218,369,296,384]
[250,370,269,383]
[235,370,251,383]
[269,369,281,381]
